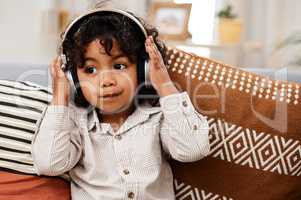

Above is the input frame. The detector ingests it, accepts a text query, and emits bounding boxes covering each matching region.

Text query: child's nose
[101,79,115,87]
[99,71,117,87]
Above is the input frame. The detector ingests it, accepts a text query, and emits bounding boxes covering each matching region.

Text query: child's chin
[96,104,129,114]
[98,109,121,115]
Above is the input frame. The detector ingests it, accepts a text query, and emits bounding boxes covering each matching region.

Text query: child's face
[77,39,138,114]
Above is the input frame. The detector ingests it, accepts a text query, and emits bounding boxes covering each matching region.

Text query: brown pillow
[165,47,301,200]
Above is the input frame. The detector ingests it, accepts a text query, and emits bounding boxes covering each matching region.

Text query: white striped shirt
[32,91,210,200]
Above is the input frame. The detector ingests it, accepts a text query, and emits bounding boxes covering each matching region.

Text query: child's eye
[113,64,127,70]
[84,66,97,74]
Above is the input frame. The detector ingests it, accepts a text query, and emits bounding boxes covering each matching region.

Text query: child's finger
[151,44,162,63]
[149,38,163,69]
[51,57,66,79]
[150,36,161,56]
[55,57,66,78]
[145,40,155,58]
[146,43,159,67]
[50,57,58,77]
[146,36,162,69]
[146,37,157,55]
[148,36,160,58]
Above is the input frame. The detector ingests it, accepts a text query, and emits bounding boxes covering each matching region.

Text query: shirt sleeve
[31,105,82,176]
[159,91,210,162]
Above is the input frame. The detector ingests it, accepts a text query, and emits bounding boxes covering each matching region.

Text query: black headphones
[59,8,152,105]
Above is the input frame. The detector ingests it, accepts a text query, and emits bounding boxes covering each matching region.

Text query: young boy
[32,8,210,200]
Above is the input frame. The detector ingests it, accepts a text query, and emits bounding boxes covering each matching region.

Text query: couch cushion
[165,47,301,200]
[0,80,70,199]
[0,80,51,174]
[0,171,70,200]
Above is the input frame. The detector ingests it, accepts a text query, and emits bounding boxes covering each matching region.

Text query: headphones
[59,8,152,104]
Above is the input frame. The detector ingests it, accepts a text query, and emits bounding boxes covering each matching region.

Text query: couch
[0,48,300,200]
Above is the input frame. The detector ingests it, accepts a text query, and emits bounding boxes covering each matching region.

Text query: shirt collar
[87,105,161,134]
[87,109,99,132]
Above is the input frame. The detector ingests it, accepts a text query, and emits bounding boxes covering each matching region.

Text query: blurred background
[1,0,301,72]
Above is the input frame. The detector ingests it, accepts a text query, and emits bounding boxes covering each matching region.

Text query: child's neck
[97,104,135,133]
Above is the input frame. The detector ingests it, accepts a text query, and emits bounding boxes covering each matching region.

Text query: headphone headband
[61,8,148,43]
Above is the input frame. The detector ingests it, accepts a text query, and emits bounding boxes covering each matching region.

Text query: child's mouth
[100,92,122,100]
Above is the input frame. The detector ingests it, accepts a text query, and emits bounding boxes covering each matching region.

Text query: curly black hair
[61,11,167,109]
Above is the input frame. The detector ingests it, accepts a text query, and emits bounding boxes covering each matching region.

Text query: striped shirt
[32,91,210,200]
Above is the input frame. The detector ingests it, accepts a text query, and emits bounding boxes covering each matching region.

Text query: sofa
[0,47,300,200]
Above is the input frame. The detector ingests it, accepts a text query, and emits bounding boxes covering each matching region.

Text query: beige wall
[0,0,147,65]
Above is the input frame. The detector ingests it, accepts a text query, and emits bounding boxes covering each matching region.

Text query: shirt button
[114,135,122,140]
[123,169,130,175]
[127,191,135,199]
[193,124,198,130]
[182,100,188,107]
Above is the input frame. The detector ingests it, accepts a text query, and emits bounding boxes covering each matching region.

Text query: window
[174,0,216,44]
[173,0,217,57]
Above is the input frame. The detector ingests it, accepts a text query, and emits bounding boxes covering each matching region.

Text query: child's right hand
[50,56,70,106]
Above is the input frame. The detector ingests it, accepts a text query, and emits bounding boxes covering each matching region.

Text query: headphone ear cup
[144,60,151,87]
[68,67,90,107]
[137,58,151,87]
[65,70,77,102]
[137,58,145,85]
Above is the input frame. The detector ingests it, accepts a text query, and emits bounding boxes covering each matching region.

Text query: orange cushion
[0,171,70,200]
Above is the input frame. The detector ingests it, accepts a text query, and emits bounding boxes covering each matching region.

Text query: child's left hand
[145,36,179,97]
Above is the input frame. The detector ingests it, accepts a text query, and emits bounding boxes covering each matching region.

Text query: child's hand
[50,56,70,106]
[145,36,179,97]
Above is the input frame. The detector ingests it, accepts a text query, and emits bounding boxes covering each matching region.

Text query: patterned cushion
[165,47,301,200]
[0,80,70,199]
